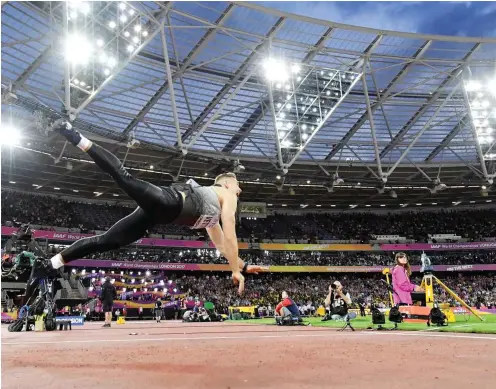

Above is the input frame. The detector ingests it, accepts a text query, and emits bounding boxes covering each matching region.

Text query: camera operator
[100,277,117,328]
[322,281,352,321]
[392,252,423,305]
[154,297,163,323]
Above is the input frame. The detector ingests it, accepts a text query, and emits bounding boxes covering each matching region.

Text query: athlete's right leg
[53,207,153,266]
[26,207,153,301]
[52,120,166,213]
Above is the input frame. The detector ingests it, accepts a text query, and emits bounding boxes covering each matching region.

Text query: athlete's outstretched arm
[219,193,245,294]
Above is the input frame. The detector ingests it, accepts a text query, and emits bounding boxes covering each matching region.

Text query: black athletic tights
[59,142,182,263]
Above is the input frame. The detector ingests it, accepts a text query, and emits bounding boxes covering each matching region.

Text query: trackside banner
[0,226,248,249]
[3,226,496,252]
[66,260,496,273]
[55,316,85,326]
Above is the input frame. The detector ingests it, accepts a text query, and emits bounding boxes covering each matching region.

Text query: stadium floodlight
[65,34,93,65]
[464,78,496,162]
[465,81,481,92]
[0,124,21,146]
[263,59,361,170]
[262,58,289,82]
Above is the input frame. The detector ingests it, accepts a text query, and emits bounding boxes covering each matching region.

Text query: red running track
[2,321,496,389]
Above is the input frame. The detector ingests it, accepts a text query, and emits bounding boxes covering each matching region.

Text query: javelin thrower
[27,120,267,297]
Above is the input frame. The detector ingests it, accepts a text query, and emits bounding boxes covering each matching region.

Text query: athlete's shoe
[27,258,58,287]
[51,119,82,146]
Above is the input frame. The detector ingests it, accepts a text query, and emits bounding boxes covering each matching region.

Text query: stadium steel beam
[361,59,383,178]
[425,115,469,162]
[159,23,184,149]
[324,40,432,163]
[221,26,335,154]
[121,4,236,137]
[461,79,491,183]
[179,17,286,147]
[379,43,481,159]
[73,4,174,116]
[383,80,461,178]
[11,46,53,92]
[183,67,257,152]
[446,147,484,179]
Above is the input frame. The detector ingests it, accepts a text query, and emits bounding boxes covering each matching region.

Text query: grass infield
[245,314,496,334]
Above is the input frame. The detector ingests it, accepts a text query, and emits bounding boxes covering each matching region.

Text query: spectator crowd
[83,271,496,314]
[2,190,496,318]
[3,190,496,242]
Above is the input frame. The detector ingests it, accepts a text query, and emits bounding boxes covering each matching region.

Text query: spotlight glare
[129,9,135,16]
[276,175,281,180]
[96,39,104,47]
[301,124,307,130]
[134,24,142,32]
[73,79,79,85]
[107,57,117,67]
[109,21,116,29]
[291,64,301,73]
[127,45,134,52]
[119,2,127,10]
[80,2,90,14]
[70,11,78,19]
[120,14,128,23]
[132,36,139,44]
[0,125,21,146]
[80,81,86,86]
[104,69,110,76]
[142,30,148,37]
[262,57,289,82]
[65,34,93,65]
[302,133,308,140]
[124,31,130,37]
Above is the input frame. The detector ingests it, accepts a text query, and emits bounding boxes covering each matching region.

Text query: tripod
[420,272,483,321]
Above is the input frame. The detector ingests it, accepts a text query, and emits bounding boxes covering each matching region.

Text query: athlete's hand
[232,271,245,295]
[245,265,269,275]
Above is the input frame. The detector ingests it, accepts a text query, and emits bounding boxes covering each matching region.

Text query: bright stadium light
[0,124,21,146]
[262,58,289,82]
[65,34,92,65]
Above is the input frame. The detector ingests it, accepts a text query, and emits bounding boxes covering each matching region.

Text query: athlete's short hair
[214,172,237,184]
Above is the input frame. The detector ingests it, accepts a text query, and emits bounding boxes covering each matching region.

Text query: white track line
[3,329,496,346]
[1,333,347,346]
[424,324,472,332]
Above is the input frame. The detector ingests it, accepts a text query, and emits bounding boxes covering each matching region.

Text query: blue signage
[55,316,85,326]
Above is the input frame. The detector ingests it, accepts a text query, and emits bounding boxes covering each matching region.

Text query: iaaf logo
[53,233,90,240]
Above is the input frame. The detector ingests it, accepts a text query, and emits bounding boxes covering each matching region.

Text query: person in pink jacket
[391,252,423,305]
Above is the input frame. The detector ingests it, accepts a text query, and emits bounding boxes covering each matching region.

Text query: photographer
[392,252,423,305]
[323,281,352,321]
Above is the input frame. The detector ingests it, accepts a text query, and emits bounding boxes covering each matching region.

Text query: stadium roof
[2,1,496,209]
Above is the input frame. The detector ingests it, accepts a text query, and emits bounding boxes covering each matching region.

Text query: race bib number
[192,214,220,229]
